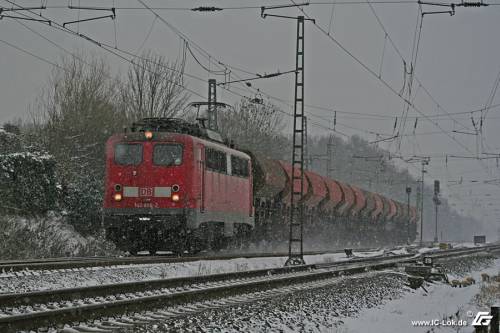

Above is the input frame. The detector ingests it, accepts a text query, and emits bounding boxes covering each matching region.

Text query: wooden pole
[491,306,499,333]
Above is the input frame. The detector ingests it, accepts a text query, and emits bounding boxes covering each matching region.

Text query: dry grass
[474,273,500,308]
[0,214,117,260]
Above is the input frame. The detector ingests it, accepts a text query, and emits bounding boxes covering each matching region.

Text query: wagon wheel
[128,245,141,256]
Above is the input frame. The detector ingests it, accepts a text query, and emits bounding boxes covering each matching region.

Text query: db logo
[471,312,493,327]
[139,187,153,197]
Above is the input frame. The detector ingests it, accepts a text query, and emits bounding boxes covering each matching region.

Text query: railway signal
[433,180,441,243]
[421,159,430,245]
[406,186,412,244]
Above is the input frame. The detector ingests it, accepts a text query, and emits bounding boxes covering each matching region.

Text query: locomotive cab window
[205,148,227,173]
[153,144,183,166]
[114,143,143,165]
[231,156,249,177]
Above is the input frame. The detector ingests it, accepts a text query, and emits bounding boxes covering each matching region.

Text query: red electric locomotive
[103,118,254,254]
[104,118,419,254]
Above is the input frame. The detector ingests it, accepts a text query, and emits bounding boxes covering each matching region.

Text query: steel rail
[0,255,412,332]
[0,253,412,308]
[0,245,497,332]
[0,247,378,272]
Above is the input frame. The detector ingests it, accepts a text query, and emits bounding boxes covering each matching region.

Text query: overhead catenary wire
[288,0,496,178]
[132,15,157,57]
[1,0,498,187]
[360,0,474,135]
[3,2,499,216]
[395,4,422,151]
[134,0,275,101]
[17,1,500,11]
[8,1,495,129]
[0,2,349,140]
[0,38,66,71]
[1,0,207,100]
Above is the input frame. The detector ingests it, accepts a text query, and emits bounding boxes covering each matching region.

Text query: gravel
[125,254,499,333]
[439,254,496,277]
[129,272,408,333]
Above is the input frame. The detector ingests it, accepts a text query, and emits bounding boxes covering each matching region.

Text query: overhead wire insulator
[334,111,337,131]
[459,1,488,7]
[191,7,223,12]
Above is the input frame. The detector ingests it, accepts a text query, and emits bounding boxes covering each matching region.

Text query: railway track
[0,247,380,273]
[0,244,498,332]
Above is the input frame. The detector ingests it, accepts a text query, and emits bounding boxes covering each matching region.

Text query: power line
[132,0,364,137]
[23,1,500,10]
[136,0,259,79]
[14,0,497,166]
[0,38,65,70]
[1,1,323,137]
[20,0,491,136]
[132,15,157,57]
[2,0,496,178]
[1,0,207,100]
[0,7,337,141]
[288,0,496,177]
[365,0,473,149]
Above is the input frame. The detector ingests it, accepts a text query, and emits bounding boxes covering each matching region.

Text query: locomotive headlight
[114,193,123,202]
[144,130,153,140]
[171,193,180,202]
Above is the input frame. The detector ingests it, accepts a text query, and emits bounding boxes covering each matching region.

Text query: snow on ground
[0,249,390,294]
[417,242,486,254]
[128,254,498,332]
[340,258,500,333]
[453,242,485,249]
[418,247,439,254]
[131,271,409,333]
[350,249,385,257]
[0,242,485,294]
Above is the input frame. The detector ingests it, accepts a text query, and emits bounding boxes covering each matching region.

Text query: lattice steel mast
[286,16,307,266]
[261,5,313,266]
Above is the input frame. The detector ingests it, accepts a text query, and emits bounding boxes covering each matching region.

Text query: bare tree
[121,51,190,121]
[217,99,288,158]
[33,52,124,171]
[26,52,124,235]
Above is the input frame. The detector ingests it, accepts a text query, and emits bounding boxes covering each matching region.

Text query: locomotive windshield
[153,144,183,166]
[114,143,142,165]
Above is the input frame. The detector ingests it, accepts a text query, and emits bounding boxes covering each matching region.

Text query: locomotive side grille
[123,187,139,197]
[155,187,172,197]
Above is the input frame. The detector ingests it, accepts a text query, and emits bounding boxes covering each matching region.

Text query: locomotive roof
[114,117,250,159]
[130,117,224,144]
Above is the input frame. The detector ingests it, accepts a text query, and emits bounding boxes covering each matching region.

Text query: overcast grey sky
[0,0,499,234]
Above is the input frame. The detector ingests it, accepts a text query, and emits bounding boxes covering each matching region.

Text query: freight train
[103,118,417,254]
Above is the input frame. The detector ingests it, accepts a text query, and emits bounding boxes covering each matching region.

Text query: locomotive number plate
[139,187,154,197]
[134,202,159,208]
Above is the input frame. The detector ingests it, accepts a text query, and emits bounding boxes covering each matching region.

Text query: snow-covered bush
[0,128,22,154]
[0,214,116,259]
[61,172,103,236]
[0,151,57,215]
